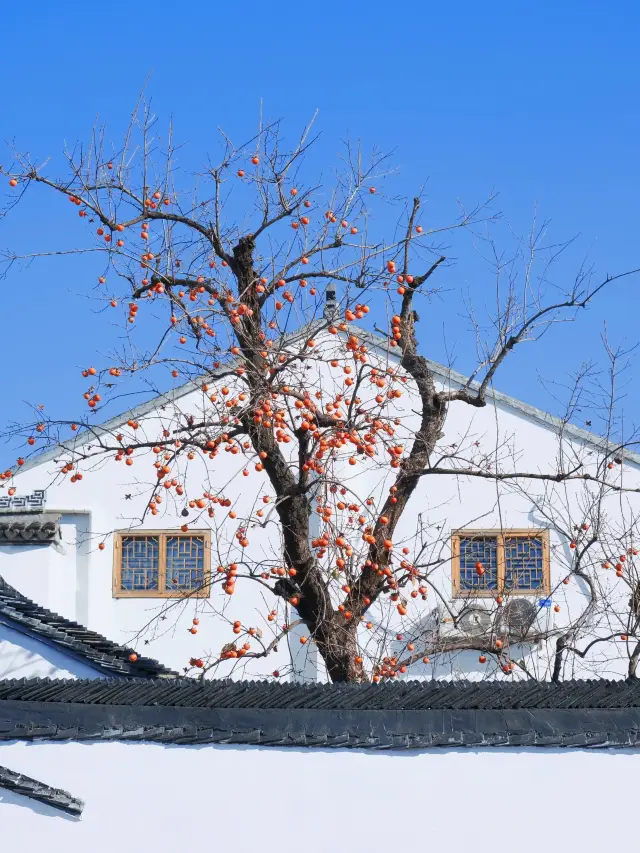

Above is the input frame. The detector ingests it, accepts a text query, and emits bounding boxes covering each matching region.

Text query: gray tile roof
[2,677,640,749]
[0,577,178,679]
[0,764,83,816]
[1,675,639,709]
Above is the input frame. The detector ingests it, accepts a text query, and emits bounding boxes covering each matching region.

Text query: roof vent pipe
[324,284,338,320]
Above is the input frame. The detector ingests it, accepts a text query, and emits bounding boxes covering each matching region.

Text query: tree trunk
[315,621,366,682]
[629,641,640,679]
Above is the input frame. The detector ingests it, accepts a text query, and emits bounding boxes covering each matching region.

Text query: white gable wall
[5,328,640,680]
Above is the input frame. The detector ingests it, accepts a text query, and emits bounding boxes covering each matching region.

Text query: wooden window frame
[113,529,211,599]
[451,528,550,598]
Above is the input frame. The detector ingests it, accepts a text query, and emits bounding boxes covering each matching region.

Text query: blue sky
[1,0,639,461]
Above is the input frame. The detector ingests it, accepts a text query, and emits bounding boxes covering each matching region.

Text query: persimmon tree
[2,105,640,682]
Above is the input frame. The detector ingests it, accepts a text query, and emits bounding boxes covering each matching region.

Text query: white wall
[6,375,313,677]
[6,328,640,681]
[0,623,100,680]
[0,739,639,853]
[0,513,89,619]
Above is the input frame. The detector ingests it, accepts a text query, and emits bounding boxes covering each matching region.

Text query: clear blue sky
[1,0,639,461]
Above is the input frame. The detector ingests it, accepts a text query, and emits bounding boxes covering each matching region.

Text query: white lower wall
[0,740,638,852]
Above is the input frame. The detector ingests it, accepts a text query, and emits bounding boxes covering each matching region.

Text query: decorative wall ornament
[0,513,61,544]
[0,490,46,512]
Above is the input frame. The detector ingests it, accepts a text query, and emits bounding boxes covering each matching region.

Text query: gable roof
[352,325,640,467]
[15,320,322,475]
[15,319,640,474]
[1,677,640,749]
[0,576,178,679]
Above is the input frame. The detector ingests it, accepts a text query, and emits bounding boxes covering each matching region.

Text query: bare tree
[2,104,640,682]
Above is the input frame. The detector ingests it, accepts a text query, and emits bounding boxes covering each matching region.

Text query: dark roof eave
[1,694,639,749]
[3,679,640,749]
[0,577,178,679]
[0,764,84,816]
[0,614,170,680]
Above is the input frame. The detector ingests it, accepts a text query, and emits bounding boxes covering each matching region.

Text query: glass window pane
[165,536,205,592]
[505,536,544,591]
[120,536,159,591]
[458,536,498,591]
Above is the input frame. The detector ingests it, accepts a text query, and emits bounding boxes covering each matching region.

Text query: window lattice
[453,530,549,597]
[505,536,545,591]
[115,531,210,597]
[165,536,205,591]
[120,536,159,591]
[458,537,498,591]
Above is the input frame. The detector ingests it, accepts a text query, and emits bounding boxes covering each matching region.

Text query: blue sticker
[538,599,552,608]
